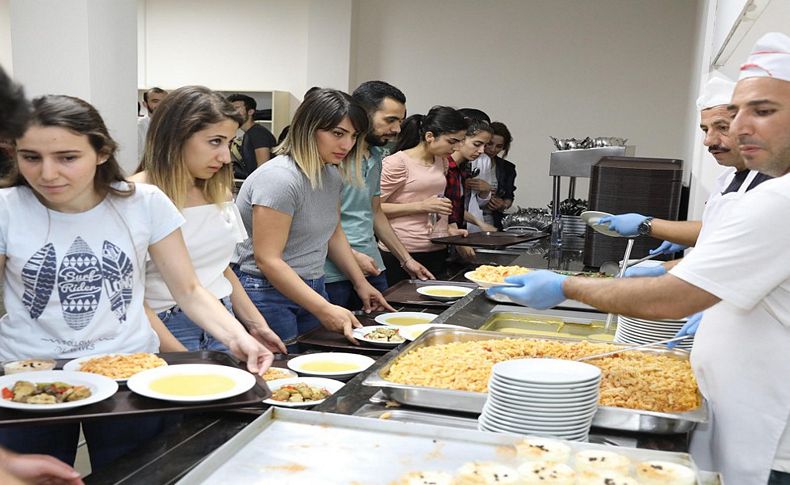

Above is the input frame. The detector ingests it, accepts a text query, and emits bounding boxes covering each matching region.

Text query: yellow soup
[425,289,467,297]
[149,374,235,396]
[386,316,434,326]
[299,361,360,373]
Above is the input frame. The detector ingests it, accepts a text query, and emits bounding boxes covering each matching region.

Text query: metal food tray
[178,407,712,484]
[0,351,270,427]
[362,328,707,434]
[480,307,614,341]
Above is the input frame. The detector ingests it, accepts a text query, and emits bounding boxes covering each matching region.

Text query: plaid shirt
[445,156,466,228]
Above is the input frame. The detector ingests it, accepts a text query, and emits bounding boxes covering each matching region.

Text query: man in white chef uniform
[489,32,790,485]
[597,72,771,278]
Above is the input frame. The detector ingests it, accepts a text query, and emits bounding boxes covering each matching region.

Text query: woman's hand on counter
[403,258,435,280]
[247,321,288,355]
[354,282,395,313]
[456,245,476,262]
[318,304,362,344]
[227,332,275,374]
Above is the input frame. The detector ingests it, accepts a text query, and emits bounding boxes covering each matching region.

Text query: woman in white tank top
[131,86,285,355]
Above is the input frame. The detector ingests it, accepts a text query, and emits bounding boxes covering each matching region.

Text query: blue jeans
[158,296,231,353]
[0,415,176,470]
[326,272,388,311]
[234,269,327,351]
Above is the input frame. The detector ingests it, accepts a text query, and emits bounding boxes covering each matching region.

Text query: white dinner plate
[263,377,345,408]
[399,323,466,341]
[373,312,436,327]
[485,398,599,415]
[0,370,118,412]
[488,388,600,405]
[483,403,598,424]
[464,271,518,289]
[490,374,601,391]
[62,353,167,382]
[352,327,406,348]
[492,358,602,385]
[126,364,255,403]
[415,285,473,302]
[580,211,625,238]
[287,352,375,379]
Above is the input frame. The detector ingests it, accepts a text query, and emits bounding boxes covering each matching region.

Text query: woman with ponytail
[379,106,468,285]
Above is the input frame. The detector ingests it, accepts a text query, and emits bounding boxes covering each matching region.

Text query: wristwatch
[638,217,654,236]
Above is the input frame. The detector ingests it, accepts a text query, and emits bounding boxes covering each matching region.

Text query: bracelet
[400,258,414,269]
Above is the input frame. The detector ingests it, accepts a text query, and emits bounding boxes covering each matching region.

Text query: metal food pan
[479,308,615,341]
[178,407,712,484]
[362,328,707,434]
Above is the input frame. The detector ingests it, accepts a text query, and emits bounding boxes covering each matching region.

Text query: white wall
[352,0,701,210]
[8,0,138,173]
[140,0,310,95]
[0,0,11,74]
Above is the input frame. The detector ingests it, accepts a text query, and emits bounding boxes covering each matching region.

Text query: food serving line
[19,239,721,484]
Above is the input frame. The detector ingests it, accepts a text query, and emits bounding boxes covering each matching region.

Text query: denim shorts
[234,269,327,350]
[158,296,232,353]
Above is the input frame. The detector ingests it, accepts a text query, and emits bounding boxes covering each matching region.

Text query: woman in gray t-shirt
[234,89,392,349]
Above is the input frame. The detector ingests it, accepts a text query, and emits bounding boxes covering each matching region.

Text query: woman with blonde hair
[234,88,392,349]
[132,85,285,354]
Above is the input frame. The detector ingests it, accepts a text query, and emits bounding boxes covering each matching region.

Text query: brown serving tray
[430,231,547,248]
[0,351,270,427]
[383,279,478,307]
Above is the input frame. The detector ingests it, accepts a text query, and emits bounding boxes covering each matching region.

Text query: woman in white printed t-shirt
[131,86,285,355]
[0,95,273,470]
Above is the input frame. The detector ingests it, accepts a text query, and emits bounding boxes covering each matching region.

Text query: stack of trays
[616,316,694,351]
[560,215,586,237]
[478,359,601,441]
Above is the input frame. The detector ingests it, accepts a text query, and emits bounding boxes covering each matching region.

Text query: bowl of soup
[125,364,256,402]
[373,312,437,327]
[415,285,473,302]
[286,352,376,379]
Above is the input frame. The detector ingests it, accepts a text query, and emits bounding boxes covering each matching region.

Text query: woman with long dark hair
[379,106,468,285]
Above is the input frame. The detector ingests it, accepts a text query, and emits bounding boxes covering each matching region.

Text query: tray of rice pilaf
[362,327,707,434]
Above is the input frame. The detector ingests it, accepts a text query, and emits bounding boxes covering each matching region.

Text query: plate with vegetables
[0,370,118,412]
[263,377,345,408]
[352,326,406,347]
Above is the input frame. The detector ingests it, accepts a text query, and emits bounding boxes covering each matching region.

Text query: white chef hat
[739,32,790,82]
[696,71,735,110]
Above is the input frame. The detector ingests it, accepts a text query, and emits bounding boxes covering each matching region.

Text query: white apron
[689,177,790,484]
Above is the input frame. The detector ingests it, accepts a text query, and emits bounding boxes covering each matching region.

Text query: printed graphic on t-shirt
[21,237,134,329]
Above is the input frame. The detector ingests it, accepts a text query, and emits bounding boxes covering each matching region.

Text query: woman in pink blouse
[379,106,468,285]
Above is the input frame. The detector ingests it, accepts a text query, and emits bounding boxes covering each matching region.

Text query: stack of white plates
[616,316,694,351]
[561,215,586,236]
[478,359,601,442]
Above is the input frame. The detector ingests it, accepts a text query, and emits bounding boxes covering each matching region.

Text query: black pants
[770,470,790,484]
[381,249,448,287]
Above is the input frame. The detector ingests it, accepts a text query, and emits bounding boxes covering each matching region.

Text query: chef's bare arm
[647,219,703,247]
[563,273,719,320]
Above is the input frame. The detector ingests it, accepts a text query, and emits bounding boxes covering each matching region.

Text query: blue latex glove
[596,213,647,237]
[668,312,703,348]
[624,264,667,278]
[649,240,688,256]
[486,271,568,310]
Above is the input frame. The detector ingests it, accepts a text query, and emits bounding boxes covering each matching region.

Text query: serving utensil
[576,335,690,362]
[599,252,662,276]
